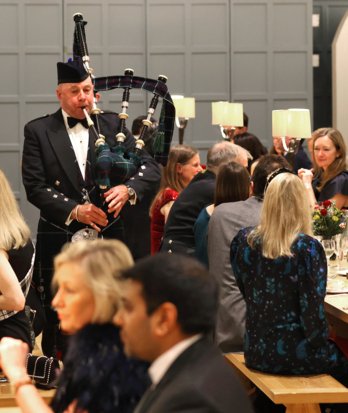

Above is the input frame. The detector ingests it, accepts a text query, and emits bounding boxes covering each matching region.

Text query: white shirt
[148,334,202,387]
[62,109,89,180]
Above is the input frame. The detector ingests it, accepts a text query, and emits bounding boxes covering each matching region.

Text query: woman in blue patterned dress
[231,169,348,386]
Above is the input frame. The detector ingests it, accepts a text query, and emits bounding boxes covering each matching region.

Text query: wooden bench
[225,353,348,413]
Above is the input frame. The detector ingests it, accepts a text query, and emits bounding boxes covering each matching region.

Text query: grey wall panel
[25,102,61,122]
[25,3,61,48]
[191,53,229,96]
[0,55,19,95]
[0,103,20,145]
[233,53,268,94]
[149,54,186,91]
[0,151,21,195]
[20,0,62,234]
[273,52,308,93]
[148,3,186,48]
[273,3,308,47]
[25,54,61,95]
[107,4,145,49]
[231,0,312,147]
[191,3,229,48]
[233,3,268,47]
[240,99,269,145]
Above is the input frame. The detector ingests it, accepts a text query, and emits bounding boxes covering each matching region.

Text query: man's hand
[103,184,129,218]
[73,203,108,232]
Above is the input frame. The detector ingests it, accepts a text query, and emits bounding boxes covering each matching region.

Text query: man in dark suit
[22,59,160,356]
[114,253,254,413]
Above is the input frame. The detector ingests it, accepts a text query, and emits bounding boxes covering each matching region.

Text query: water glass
[321,239,336,279]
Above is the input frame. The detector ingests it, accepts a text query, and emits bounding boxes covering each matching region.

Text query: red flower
[322,200,332,207]
[320,208,328,216]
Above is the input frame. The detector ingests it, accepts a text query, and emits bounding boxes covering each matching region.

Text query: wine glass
[332,234,342,268]
[338,235,348,269]
[321,239,336,279]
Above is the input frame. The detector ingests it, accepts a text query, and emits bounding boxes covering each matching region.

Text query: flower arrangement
[312,200,346,237]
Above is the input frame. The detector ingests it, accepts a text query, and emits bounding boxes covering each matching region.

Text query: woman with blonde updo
[0,239,149,413]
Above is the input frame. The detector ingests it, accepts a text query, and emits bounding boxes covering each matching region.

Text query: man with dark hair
[160,141,251,255]
[115,253,254,413]
[208,155,291,353]
[22,59,160,356]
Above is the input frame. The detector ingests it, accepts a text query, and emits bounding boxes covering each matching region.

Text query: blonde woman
[150,144,202,254]
[0,239,149,413]
[231,170,348,387]
[0,169,34,349]
[298,127,348,209]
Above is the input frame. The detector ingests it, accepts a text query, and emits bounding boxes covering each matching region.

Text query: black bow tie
[67,117,89,129]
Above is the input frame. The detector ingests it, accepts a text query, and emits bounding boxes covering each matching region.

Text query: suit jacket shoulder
[25,113,50,126]
[138,338,253,413]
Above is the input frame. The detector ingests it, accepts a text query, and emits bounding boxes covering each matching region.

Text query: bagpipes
[72,13,175,192]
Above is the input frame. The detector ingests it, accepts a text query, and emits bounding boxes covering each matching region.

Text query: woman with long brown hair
[299,127,348,208]
[150,144,202,254]
[194,161,251,266]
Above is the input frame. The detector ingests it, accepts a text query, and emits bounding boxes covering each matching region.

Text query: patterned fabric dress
[150,187,178,254]
[230,228,348,382]
[51,323,149,413]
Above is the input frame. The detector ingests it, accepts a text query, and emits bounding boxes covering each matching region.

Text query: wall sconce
[212,101,243,140]
[172,95,196,144]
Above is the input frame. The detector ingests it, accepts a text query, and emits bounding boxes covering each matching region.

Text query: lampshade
[212,102,243,126]
[172,95,195,119]
[272,110,288,137]
[287,108,312,139]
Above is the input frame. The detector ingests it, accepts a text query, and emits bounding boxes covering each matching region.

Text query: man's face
[56,77,94,119]
[114,280,159,362]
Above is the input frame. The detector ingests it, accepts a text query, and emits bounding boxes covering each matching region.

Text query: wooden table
[0,382,55,408]
[325,293,348,339]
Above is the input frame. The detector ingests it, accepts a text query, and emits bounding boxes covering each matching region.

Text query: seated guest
[271,136,312,173]
[231,170,348,386]
[150,145,202,254]
[0,239,149,413]
[161,141,251,256]
[194,161,250,266]
[0,169,35,350]
[234,132,268,171]
[115,253,254,413]
[298,127,348,209]
[208,155,291,353]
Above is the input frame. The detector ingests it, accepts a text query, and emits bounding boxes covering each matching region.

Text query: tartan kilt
[33,216,126,309]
